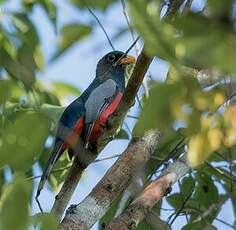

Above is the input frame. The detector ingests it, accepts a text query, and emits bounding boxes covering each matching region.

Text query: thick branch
[51,48,153,219]
[105,156,190,230]
[59,130,161,230]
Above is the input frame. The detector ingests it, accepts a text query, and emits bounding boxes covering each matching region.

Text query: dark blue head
[95,50,135,79]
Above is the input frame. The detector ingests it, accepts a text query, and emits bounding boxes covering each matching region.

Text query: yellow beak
[119,55,136,65]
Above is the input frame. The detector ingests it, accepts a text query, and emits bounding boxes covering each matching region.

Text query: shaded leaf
[166,193,183,210]
[134,82,186,135]
[0,47,35,88]
[40,103,65,122]
[181,175,195,197]
[0,112,51,171]
[115,129,129,140]
[39,0,57,29]
[182,222,217,230]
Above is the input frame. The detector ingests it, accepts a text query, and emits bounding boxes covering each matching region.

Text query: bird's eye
[107,54,116,62]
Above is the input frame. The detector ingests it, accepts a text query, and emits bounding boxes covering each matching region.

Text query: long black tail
[35,142,63,212]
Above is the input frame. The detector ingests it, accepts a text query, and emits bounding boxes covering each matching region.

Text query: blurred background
[0,0,236,229]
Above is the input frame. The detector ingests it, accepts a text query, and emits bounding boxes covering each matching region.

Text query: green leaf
[0,176,32,230]
[182,222,217,230]
[130,0,176,63]
[0,112,51,171]
[34,46,45,71]
[12,13,39,50]
[114,129,129,140]
[38,91,61,105]
[71,0,116,10]
[134,82,186,135]
[231,193,236,219]
[130,2,236,72]
[188,173,219,223]
[40,104,65,122]
[207,0,233,18]
[51,81,81,96]
[136,219,151,230]
[39,0,57,29]
[166,193,183,210]
[194,173,219,209]
[17,44,37,76]
[0,80,15,105]
[31,213,58,230]
[0,171,5,197]
[181,175,195,197]
[0,47,35,88]
[99,197,121,229]
[54,23,92,58]
[173,13,236,72]
[145,212,170,230]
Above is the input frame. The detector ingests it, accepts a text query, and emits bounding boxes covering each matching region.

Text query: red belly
[88,92,123,144]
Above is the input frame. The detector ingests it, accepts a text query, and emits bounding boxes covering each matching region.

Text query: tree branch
[51,48,153,219]
[105,156,190,230]
[59,130,161,230]
[165,0,185,18]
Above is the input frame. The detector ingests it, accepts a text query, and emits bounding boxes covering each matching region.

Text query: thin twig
[182,0,193,15]
[178,180,189,223]
[169,188,193,225]
[29,154,121,181]
[87,7,115,51]
[121,0,149,105]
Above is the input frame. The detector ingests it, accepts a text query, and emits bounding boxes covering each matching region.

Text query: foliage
[0,0,235,229]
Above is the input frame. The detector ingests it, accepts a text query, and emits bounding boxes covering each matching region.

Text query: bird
[36,50,135,204]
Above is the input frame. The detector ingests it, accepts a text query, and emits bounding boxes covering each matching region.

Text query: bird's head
[96,50,136,78]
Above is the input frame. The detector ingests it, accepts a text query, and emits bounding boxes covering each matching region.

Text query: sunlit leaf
[31,213,58,230]
[53,23,92,59]
[131,2,236,72]
[0,176,32,230]
[12,13,39,50]
[51,81,81,96]
[34,46,45,71]
[72,0,116,10]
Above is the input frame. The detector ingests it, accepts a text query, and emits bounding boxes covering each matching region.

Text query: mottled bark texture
[105,157,190,230]
[59,130,160,230]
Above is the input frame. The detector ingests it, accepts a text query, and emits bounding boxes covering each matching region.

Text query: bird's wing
[36,98,85,201]
[84,78,119,145]
[56,98,85,145]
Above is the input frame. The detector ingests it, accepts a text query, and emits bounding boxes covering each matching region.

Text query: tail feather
[36,142,64,199]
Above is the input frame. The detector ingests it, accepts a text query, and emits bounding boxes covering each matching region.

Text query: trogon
[36,50,135,199]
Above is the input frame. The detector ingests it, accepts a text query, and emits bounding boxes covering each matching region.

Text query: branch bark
[59,130,160,230]
[51,48,153,219]
[105,156,190,230]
